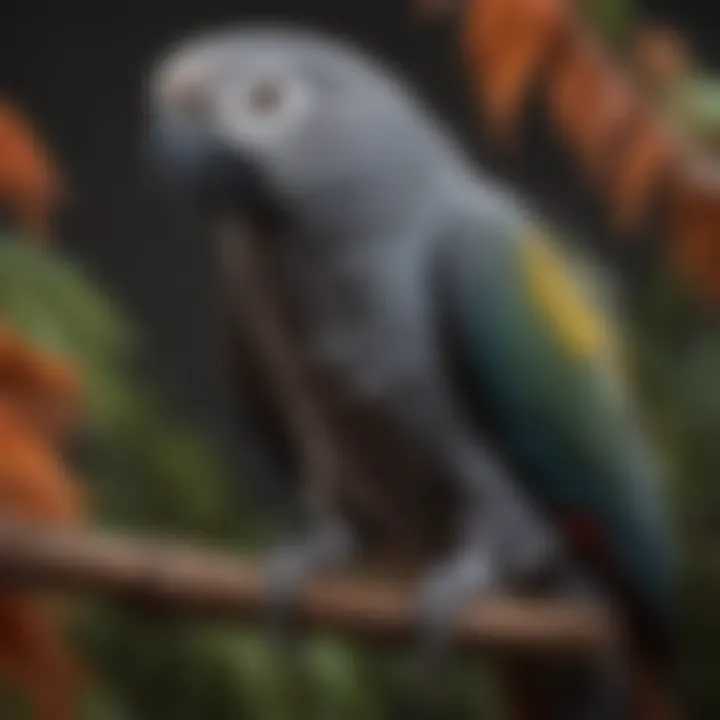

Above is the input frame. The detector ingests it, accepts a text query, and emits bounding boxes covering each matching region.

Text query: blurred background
[2,0,720,718]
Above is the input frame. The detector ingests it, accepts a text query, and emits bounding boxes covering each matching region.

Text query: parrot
[148,25,677,719]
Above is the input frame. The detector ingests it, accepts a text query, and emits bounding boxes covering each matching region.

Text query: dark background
[0,0,715,433]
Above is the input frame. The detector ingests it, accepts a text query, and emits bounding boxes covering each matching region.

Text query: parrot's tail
[497,650,681,720]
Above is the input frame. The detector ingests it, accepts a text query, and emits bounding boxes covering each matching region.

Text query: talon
[264,542,311,648]
[414,550,493,672]
[263,522,357,651]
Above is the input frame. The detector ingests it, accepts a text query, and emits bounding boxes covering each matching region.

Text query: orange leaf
[482,0,567,141]
[0,102,63,241]
[549,33,611,151]
[463,0,513,66]
[0,326,85,716]
[573,74,643,184]
[0,413,84,524]
[669,160,720,301]
[609,119,677,231]
[0,324,83,441]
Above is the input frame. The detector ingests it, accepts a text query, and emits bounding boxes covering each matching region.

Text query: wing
[435,206,675,643]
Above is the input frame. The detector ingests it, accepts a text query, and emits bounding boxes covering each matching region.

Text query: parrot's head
[148,25,455,238]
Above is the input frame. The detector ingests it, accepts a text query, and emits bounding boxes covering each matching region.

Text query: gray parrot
[148,26,677,719]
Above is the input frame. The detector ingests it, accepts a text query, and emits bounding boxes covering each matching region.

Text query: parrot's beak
[148,116,260,213]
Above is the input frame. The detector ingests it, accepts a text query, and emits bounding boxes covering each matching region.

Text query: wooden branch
[0,516,617,659]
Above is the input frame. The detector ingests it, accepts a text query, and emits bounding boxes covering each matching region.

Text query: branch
[0,516,617,659]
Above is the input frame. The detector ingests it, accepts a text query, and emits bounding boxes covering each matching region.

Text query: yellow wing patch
[521,233,609,358]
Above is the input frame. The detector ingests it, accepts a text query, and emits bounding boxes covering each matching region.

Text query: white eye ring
[216,76,313,148]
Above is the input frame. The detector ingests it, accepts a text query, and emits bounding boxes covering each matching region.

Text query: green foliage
[0,232,235,536]
[629,276,720,717]
[0,233,136,425]
[667,77,720,147]
[578,0,639,42]
[0,682,30,720]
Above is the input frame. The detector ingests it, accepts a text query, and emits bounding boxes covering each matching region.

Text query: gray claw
[414,549,494,670]
[264,521,357,648]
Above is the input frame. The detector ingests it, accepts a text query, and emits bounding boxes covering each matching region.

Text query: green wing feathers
[439,214,675,640]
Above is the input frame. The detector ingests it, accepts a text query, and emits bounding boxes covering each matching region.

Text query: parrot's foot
[414,547,493,673]
[264,519,357,652]
[402,547,496,718]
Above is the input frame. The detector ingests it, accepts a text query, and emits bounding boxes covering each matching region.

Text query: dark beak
[148,116,259,211]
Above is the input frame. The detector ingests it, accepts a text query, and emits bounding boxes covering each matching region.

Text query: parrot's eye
[216,74,313,147]
[247,79,286,115]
